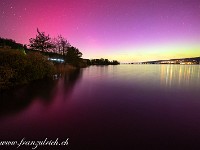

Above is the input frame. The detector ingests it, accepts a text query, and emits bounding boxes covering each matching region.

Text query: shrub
[0,48,56,89]
[0,66,14,89]
[0,48,27,84]
[25,52,55,81]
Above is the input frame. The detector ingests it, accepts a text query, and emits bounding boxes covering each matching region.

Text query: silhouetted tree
[29,29,53,52]
[53,35,70,55]
[104,59,110,65]
[111,60,120,65]
[64,46,82,66]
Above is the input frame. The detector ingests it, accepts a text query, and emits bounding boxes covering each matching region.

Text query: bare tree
[57,35,71,55]
[29,28,53,52]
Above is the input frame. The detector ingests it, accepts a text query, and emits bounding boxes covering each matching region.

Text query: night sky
[1,0,200,62]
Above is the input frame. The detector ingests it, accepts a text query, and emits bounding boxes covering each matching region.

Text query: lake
[0,64,200,150]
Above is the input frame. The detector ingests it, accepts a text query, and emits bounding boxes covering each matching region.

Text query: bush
[25,52,55,81]
[0,66,14,89]
[0,48,27,84]
[0,48,56,90]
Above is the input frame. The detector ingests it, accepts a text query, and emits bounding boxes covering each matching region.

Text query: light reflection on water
[160,65,200,88]
[0,64,200,150]
[84,64,200,90]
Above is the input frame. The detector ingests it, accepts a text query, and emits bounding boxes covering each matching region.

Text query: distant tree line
[89,58,120,65]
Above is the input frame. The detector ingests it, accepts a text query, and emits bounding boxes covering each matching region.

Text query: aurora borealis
[0,0,200,62]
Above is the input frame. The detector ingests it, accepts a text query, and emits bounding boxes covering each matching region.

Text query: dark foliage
[90,58,120,65]
[0,48,55,90]
[29,28,53,52]
[64,46,83,66]
[28,29,85,67]
[0,37,24,50]
[51,35,71,55]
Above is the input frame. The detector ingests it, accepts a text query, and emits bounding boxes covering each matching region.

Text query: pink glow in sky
[1,0,200,62]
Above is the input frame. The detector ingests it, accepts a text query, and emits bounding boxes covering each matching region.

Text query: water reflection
[0,69,82,118]
[160,65,200,88]
[87,65,200,90]
[0,65,200,149]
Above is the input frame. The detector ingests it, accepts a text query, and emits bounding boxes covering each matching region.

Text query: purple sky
[1,0,200,62]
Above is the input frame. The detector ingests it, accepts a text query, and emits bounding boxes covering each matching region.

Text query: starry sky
[0,0,200,62]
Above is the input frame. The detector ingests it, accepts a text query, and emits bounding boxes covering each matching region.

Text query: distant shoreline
[124,57,200,65]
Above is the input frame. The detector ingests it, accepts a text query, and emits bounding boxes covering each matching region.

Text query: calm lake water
[0,64,200,150]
